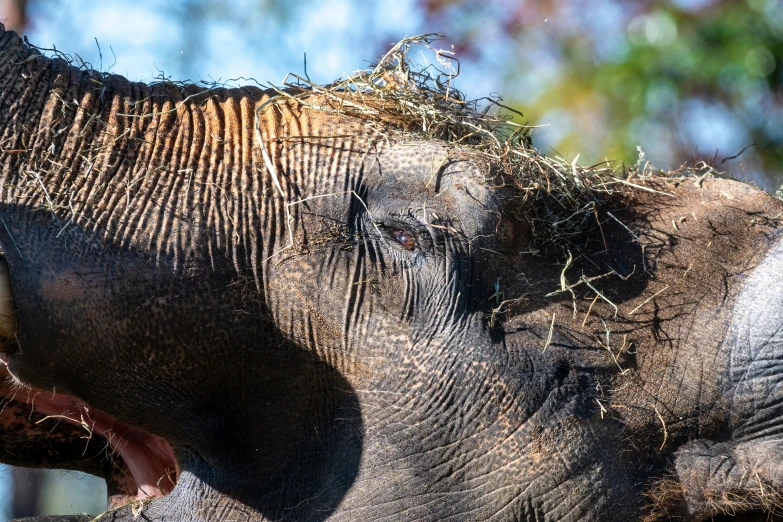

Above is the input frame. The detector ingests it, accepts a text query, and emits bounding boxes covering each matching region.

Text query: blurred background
[0,0,781,518]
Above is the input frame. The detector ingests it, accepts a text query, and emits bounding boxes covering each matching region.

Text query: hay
[642,473,783,522]
[13,31,758,264]
[259,34,682,258]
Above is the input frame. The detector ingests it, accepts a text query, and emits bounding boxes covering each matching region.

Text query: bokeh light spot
[745,46,776,77]
[628,12,678,47]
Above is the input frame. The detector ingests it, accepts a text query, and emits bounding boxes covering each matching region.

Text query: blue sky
[26,0,435,88]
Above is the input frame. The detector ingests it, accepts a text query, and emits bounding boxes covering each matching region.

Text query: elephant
[0,25,782,522]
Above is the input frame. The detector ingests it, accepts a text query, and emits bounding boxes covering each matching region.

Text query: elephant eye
[392,229,417,250]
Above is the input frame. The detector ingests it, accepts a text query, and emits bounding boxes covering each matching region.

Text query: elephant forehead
[367,141,498,228]
[372,141,487,190]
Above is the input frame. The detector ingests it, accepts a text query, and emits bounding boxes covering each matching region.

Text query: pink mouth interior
[31,388,179,499]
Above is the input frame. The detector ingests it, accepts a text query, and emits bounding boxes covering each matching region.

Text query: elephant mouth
[32,385,179,499]
[0,257,179,502]
[2,367,179,500]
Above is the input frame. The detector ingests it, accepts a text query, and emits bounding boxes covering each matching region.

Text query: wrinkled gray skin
[1,28,783,522]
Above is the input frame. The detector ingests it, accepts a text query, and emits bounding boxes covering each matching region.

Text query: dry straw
[17,30,746,274]
[256,34,688,258]
[20,32,716,260]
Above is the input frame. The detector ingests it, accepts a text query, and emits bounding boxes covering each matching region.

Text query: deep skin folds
[0,26,782,522]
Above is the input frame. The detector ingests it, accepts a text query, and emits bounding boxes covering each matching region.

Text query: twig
[582,277,619,318]
[629,285,669,316]
[653,403,668,451]
[607,178,675,196]
[542,312,556,352]
[595,398,608,419]
[0,218,22,259]
[606,211,639,242]
[582,295,600,328]
[254,103,285,198]
[719,142,758,165]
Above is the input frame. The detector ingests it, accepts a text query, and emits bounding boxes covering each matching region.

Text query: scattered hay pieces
[628,285,669,316]
[260,34,725,261]
[257,34,626,256]
[542,312,556,352]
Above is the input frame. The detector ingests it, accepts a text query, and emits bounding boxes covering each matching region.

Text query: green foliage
[421,0,783,189]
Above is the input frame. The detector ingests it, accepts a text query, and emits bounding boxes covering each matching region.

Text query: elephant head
[1,28,782,522]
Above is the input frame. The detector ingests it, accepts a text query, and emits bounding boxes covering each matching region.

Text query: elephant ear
[645,237,783,521]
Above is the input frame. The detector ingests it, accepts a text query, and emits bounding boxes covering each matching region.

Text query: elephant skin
[0,26,782,522]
